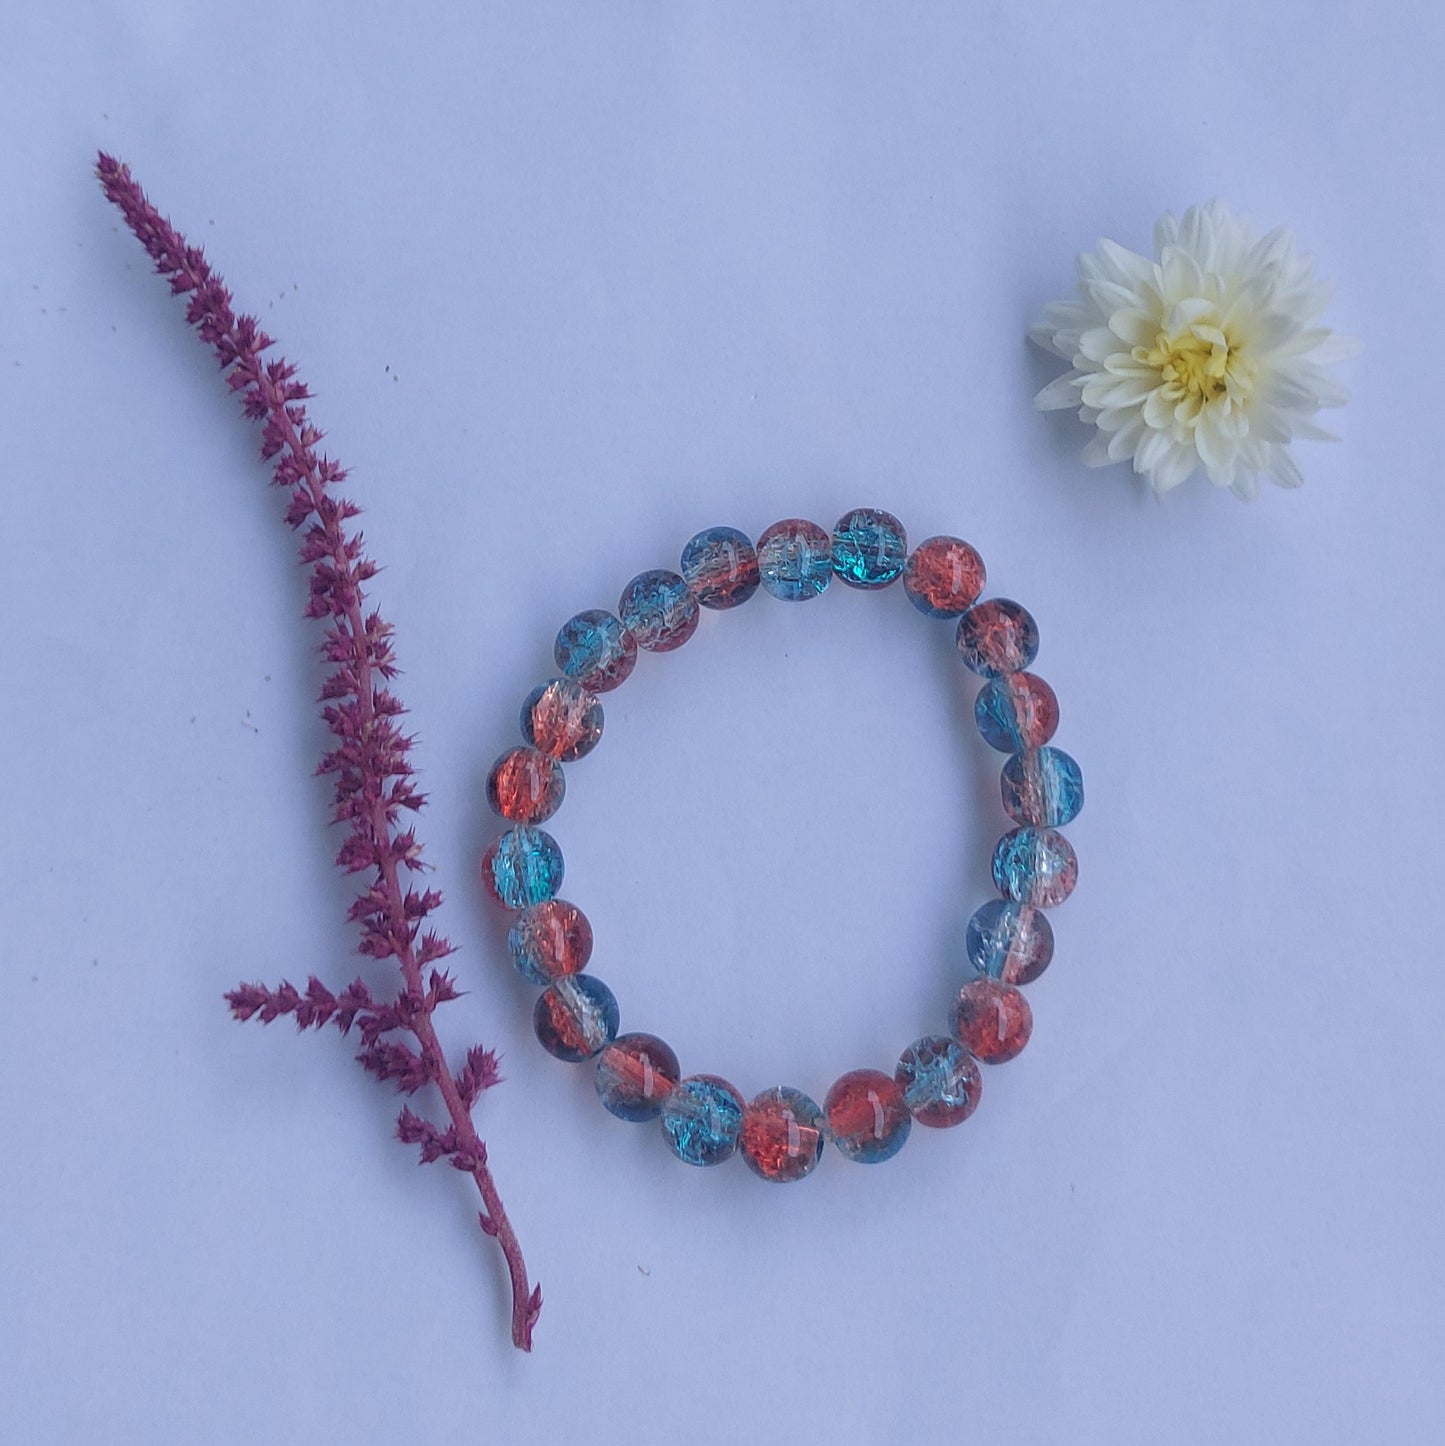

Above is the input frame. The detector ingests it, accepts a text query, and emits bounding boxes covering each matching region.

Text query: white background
[4,4,1444,1443]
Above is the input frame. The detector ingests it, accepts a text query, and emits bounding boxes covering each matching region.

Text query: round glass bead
[660,1075,746,1166]
[618,569,700,652]
[1001,747,1084,827]
[756,519,833,601]
[507,898,593,984]
[830,508,908,590]
[825,1068,912,1163]
[951,978,1032,1064]
[903,535,986,617]
[965,898,1054,985]
[974,671,1059,752]
[485,745,565,824]
[481,826,564,910]
[895,1035,983,1128]
[992,825,1078,908]
[739,1086,827,1183]
[554,609,637,693]
[956,598,1040,677]
[521,678,604,762]
[680,526,760,609]
[595,1032,680,1121]
[533,975,619,1062]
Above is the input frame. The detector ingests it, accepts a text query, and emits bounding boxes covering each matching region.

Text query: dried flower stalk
[97,153,539,1351]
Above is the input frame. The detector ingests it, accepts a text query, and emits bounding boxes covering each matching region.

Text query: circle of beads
[482,513,1082,1179]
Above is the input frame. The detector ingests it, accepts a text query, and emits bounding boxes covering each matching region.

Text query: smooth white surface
[4,4,1444,1442]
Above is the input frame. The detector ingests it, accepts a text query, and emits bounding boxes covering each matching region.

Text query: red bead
[739,1087,827,1183]
[521,678,603,762]
[486,746,565,823]
[507,899,592,983]
[595,1032,680,1121]
[825,1069,912,1162]
[903,536,986,617]
[951,978,1032,1063]
[956,598,1039,677]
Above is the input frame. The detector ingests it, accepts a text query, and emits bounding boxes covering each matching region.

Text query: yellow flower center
[1134,324,1254,413]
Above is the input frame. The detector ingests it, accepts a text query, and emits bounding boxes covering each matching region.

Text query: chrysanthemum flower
[1030,200,1357,499]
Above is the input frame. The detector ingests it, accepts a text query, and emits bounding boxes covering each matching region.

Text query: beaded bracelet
[481,509,1082,1182]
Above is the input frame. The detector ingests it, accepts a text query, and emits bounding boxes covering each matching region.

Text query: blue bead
[974,672,1059,752]
[618,569,699,652]
[680,526,760,609]
[534,975,619,1062]
[660,1075,746,1165]
[482,826,564,910]
[554,609,637,693]
[895,1035,982,1128]
[831,508,908,589]
[992,826,1078,908]
[965,898,1054,984]
[1001,747,1084,827]
[757,519,833,601]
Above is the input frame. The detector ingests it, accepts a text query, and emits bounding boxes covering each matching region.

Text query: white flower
[1030,200,1358,500]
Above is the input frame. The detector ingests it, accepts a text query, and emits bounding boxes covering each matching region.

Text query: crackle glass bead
[595,1032,680,1121]
[481,826,564,910]
[521,678,603,762]
[831,508,908,590]
[485,745,565,824]
[757,519,833,601]
[618,569,700,652]
[825,1069,912,1163]
[681,526,760,610]
[974,672,1059,752]
[966,898,1054,985]
[660,1075,746,1166]
[992,825,1078,907]
[956,598,1040,677]
[1002,747,1084,827]
[507,898,593,984]
[534,975,619,1062]
[951,978,1032,1063]
[903,535,986,617]
[895,1035,982,1128]
[554,609,637,693]
[740,1086,827,1182]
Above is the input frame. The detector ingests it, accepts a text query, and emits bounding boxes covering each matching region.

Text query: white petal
[1160,247,1206,302]
[1142,389,1177,430]
[1097,237,1156,287]
[1084,373,1156,410]
[1135,427,1174,475]
[1077,327,1123,363]
[1147,443,1198,493]
[1107,307,1157,347]
[1107,414,1148,461]
[1251,409,1294,445]
[1086,280,1142,316]
[1034,372,1087,410]
[1267,446,1305,488]
[1164,296,1215,331]
[1305,332,1361,365]
[1095,405,1141,433]
[1291,417,1340,442]
[1194,413,1231,470]
[1081,434,1115,467]
[1028,321,1071,355]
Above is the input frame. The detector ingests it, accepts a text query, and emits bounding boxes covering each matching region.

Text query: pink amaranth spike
[97,153,540,1351]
